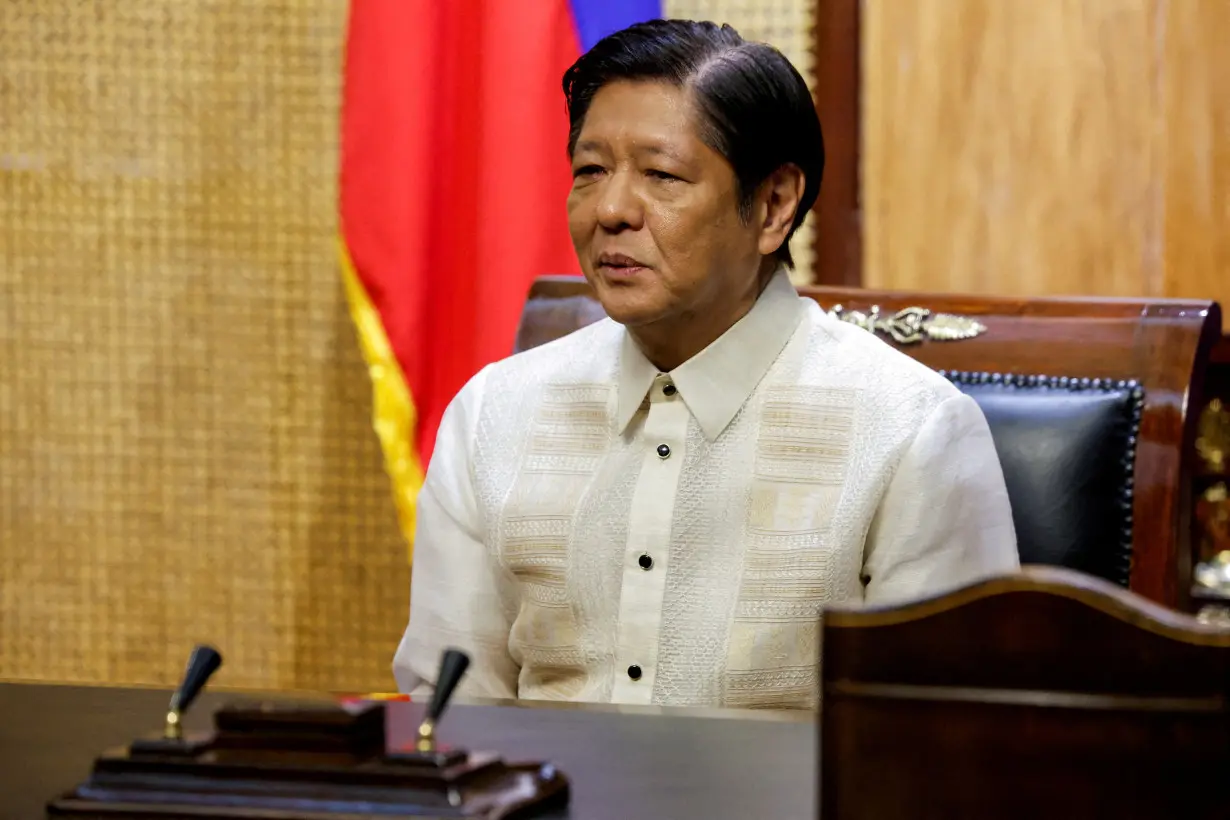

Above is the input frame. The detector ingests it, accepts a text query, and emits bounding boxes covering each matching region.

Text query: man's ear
[756,164,806,257]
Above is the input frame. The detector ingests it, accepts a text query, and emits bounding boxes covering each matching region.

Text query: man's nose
[595,171,643,231]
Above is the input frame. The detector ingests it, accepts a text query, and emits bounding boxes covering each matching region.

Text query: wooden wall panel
[1163,0,1230,305]
[864,0,1228,319]
[811,0,862,287]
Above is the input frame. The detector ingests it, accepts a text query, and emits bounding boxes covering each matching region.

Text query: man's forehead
[575,82,701,154]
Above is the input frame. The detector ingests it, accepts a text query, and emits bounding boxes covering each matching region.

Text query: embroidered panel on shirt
[651,418,748,707]
[522,385,610,475]
[500,383,612,699]
[724,386,857,710]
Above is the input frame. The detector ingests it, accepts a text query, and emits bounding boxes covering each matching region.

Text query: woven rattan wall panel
[0,0,410,692]
[665,0,818,284]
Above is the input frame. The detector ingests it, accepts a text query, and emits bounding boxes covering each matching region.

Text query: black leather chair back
[945,371,1144,586]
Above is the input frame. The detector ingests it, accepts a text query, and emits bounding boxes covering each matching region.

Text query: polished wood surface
[1211,335,1230,366]
[821,566,1230,819]
[810,0,861,287]
[862,0,1230,321]
[863,0,1159,297]
[515,277,1222,610]
[1160,1,1230,319]
[0,682,813,820]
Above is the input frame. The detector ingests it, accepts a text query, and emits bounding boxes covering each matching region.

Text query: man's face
[567,79,765,329]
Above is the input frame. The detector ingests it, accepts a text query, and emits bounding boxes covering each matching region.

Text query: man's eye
[572,165,603,179]
[647,169,680,181]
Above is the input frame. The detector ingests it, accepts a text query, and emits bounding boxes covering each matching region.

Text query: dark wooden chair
[515,277,1222,611]
[819,566,1230,819]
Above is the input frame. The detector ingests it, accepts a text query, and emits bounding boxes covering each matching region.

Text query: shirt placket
[611,373,689,704]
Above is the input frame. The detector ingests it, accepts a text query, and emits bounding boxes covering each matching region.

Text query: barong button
[638,554,653,570]
[627,665,642,681]
[656,444,671,459]
[663,383,677,396]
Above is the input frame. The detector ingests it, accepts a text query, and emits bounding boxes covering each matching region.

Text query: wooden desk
[0,682,815,820]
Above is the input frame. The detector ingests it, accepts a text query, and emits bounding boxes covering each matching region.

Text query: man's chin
[596,297,668,329]
[590,281,665,326]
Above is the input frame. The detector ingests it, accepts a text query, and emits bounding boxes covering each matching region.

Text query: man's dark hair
[562,19,824,269]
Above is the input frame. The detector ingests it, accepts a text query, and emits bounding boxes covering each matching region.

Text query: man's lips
[596,252,650,277]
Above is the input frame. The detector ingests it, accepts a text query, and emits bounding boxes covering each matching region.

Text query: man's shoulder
[444,318,621,448]
[477,318,623,393]
[799,304,963,419]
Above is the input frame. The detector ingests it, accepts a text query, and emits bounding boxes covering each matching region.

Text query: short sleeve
[862,393,1020,605]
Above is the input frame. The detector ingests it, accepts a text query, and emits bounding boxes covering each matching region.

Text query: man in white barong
[393,19,1019,709]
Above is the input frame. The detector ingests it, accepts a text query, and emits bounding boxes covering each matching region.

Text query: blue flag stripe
[569,0,662,52]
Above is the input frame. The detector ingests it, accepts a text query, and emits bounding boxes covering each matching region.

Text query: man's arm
[392,368,520,698]
[862,392,1020,605]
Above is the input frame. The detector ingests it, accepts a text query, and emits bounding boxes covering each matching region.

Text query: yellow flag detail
[337,236,424,562]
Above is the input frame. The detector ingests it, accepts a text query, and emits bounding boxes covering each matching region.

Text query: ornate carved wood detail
[825,304,986,344]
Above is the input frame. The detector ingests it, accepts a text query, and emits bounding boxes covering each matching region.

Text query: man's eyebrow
[572,137,691,166]
[639,143,687,163]
[573,139,604,154]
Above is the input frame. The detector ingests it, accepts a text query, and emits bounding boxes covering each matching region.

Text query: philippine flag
[338,1,661,559]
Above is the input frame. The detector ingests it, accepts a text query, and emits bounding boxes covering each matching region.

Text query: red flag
[337,0,584,556]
